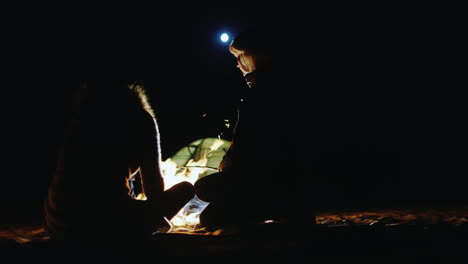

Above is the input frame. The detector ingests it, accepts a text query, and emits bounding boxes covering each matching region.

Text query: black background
[1,2,466,225]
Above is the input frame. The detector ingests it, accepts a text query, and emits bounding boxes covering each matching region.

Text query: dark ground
[1,206,467,263]
[1,220,467,263]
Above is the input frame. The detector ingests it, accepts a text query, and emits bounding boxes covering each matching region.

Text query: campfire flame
[159,137,226,233]
[161,157,210,191]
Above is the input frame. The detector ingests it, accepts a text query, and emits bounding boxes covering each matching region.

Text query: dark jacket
[216,63,311,221]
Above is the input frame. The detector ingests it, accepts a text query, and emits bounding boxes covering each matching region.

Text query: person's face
[234,53,252,76]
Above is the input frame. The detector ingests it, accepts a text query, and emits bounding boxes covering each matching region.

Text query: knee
[168,181,195,202]
[194,176,208,199]
[194,175,218,202]
[179,181,195,200]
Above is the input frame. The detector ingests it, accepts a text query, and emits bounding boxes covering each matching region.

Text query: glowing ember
[135,193,147,200]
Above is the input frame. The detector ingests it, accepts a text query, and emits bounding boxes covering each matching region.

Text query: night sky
[2,3,466,225]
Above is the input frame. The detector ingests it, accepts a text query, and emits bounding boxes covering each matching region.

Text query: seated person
[195,28,315,231]
[44,80,194,245]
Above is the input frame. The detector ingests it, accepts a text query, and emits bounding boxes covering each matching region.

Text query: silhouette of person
[195,28,314,231]
[44,80,194,246]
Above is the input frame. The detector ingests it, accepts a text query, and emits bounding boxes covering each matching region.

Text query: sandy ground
[1,206,467,263]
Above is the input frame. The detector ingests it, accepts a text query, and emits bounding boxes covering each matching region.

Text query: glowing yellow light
[160,138,228,232]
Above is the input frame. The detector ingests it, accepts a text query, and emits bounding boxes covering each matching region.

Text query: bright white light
[220,33,229,43]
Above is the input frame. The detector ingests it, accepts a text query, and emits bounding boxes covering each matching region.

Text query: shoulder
[138,109,158,133]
